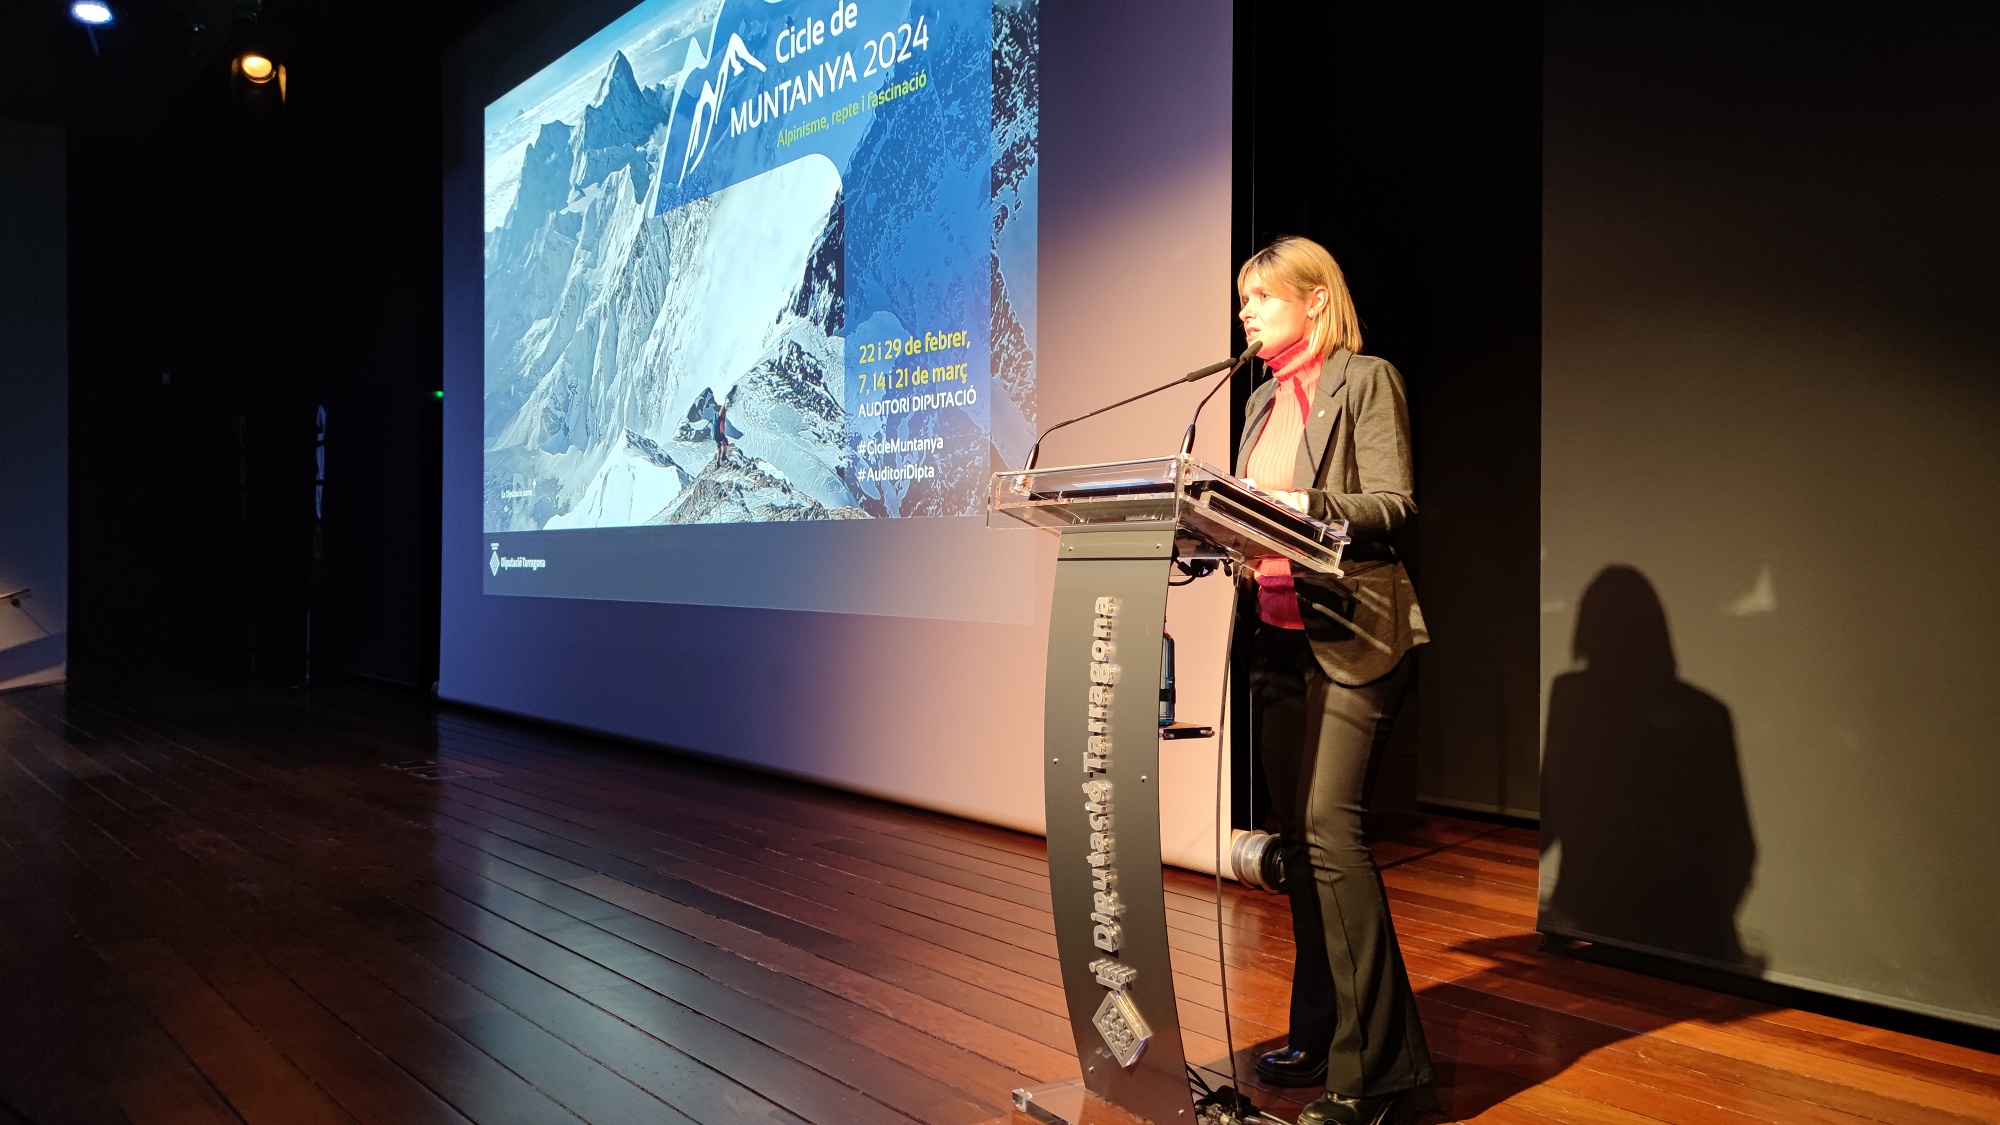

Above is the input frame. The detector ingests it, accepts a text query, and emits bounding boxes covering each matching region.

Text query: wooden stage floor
[2,683,1996,1125]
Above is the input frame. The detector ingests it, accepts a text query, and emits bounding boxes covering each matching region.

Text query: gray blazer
[1234,349,1429,685]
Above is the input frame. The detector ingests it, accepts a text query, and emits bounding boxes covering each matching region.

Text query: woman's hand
[1270,490,1311,513]
[1244,477,1311,514]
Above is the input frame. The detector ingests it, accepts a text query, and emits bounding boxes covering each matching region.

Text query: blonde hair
[1236,236,1362,359]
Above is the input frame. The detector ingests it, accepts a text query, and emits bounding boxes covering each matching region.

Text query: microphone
[1180,354,1243,381]
[1021,341,1263,471]
[1177,341,1264,458]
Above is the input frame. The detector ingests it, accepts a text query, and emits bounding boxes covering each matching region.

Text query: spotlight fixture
[70,1,113,24]
[231,51,287,104]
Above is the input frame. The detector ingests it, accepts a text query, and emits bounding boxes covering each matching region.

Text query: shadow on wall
[1539,565,1763,973]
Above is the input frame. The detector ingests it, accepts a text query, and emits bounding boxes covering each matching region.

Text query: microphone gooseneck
[1176,340,1263,458]
[1021,341,1262,471]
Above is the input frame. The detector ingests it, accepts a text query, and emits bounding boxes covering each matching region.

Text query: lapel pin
[1317,410,1325,417]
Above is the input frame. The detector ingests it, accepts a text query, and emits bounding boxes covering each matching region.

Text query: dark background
[0,0,483,688]
[1230,1,1544,822]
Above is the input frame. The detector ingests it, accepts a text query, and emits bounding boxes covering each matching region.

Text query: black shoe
[1295,1089,1413,1125]
[1252,1046,1328,1087]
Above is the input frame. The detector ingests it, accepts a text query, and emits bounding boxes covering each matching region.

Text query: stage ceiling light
[239,53,275,83]
[70,1,113,24]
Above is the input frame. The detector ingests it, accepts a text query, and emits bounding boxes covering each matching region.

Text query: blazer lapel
[1302,349,1353,484]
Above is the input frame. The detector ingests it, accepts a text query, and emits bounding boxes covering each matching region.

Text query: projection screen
[478,0,1039,621]
[443,0,1237,857]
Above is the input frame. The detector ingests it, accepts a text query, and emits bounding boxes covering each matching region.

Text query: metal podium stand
[989,455,1350,1125]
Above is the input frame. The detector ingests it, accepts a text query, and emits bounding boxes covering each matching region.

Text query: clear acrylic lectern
[989,455,1349,1125]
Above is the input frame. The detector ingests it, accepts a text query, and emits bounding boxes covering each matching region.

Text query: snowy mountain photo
[482,0,1037,533]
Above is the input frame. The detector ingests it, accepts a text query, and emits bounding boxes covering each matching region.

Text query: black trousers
[1249,624,1433,1098]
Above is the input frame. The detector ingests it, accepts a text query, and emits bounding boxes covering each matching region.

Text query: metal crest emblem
[1092,987,1152,1069]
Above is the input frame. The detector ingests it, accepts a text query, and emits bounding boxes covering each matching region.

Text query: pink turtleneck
[1243,335,1319,629]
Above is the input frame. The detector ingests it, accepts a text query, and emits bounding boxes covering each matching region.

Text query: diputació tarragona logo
[489,545,549,574]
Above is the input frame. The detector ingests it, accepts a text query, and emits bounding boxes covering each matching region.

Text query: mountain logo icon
[490,543,501,576]
[679,33,766,185]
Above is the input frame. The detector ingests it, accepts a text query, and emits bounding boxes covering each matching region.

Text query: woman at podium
[1235,236,1433,1125]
